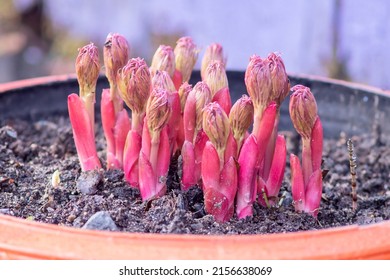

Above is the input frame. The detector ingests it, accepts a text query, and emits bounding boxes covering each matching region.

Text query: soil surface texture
[1,115,389,234]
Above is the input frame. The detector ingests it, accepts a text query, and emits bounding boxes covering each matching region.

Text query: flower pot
[0,72,389,259]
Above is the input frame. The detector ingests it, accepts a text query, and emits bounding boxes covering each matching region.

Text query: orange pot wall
[1,214,390,259]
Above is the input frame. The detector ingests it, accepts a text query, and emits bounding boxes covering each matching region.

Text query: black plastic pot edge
[1,71,389,139]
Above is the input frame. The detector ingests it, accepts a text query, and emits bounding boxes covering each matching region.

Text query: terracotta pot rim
[1,213,390,259]
[1,74,389,259]
[1,211,389,239]
[0,74,76,93]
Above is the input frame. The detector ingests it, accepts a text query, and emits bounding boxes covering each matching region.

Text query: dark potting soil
[0,115,389,234]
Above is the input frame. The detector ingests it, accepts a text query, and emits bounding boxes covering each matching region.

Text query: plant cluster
[68,34,323,222]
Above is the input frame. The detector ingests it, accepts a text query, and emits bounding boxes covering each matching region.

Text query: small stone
[0,208,11,215]
[76,170,103,194]
[192,202,206,218]
[82,211,118,231]
[362,178,384,192]
[280,191,293,207]
[0,126,17,140]
[30,143,38,152]
[190,222,203,231]
[67,214,76,223]
[34,120,58,130]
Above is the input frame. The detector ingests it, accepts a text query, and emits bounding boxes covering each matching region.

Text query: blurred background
[0,0,389,89]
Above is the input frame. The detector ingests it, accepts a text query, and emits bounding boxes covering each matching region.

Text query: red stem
[262,114,279,180]
[150,132,160,175]
[302,137,313,187]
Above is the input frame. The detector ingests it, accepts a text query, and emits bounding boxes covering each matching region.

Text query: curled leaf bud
[245,55,272,113]
[150,45,175,78]
[289,85,318,138]
[266,52,290,105]
[178,82,192,113]
[75,43,100,96]
[229,95,254,145]
[202,102,230,159]
[174,36,199,83]
[146,89,172,135]
[191,81,212,134]
[103,33,130,85]
[117,58,151,114]
[201,43,226,80]
[204,61,228,97]
[152,70,176,92]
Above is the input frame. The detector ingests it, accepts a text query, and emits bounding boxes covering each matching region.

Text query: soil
[0,114,389,235]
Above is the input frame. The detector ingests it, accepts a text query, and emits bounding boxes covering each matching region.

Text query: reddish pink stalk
[290,117,323,216]
[181,140,196,188]
[193,131,209,187]
[181,131,209,190]
[261,117,279,181]
[310,117,323,172]
[263,135,286,198]
[123,130,142,187]
[236,134,259,218]
[183,90,197,143]
[167,91,181,155]
[113,109,131,168]
[290,154,305,212]
[212,87,232,115]
[202,138,237,222]
[304,169,323,217]
[175,83,192,150]
[236,103,277,219]
[172,70,182,91]
[101,89,130,169]
[139,121,170,200]
[289,85,323,217]
[290,154,323,217]
[257,134,286,207]
[101,89,117,168]
[68,94,101,171]
[176,114,185,151]
[253,103,278,161]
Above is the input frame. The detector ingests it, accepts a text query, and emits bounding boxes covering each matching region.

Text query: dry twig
[347,138,357,211]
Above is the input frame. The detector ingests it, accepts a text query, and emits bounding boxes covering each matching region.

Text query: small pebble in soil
[362,178,384,192]
[0,125,18,140]
[76,170,103,194]
[82,211,118,231]
[0,208,11,215]
[280,191,293,207]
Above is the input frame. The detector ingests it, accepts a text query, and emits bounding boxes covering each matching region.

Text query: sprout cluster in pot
[68,33,323,223]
